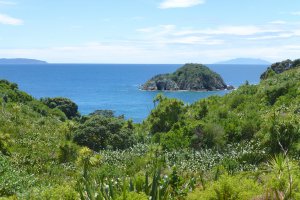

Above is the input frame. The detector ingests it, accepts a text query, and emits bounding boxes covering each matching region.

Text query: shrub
[116,192,148,200]
[74,115,136,151]
[0,154,34,197]
[41,97,79,119]
[30,184,79,200]
[263,112,300,154]
[58,142,78,163]
[187,174,263,200]
[146,95,185,134]
[201,123,225,149]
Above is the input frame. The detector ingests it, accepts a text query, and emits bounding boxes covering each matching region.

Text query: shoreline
[139,88,235,93]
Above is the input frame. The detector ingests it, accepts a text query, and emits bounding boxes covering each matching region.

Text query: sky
[0,0,300,63]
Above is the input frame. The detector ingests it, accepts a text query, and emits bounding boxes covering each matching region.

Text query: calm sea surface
[0,64,268,122]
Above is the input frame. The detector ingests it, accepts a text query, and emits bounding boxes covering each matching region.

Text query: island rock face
[142,63,231,91]
[260,59,300,80]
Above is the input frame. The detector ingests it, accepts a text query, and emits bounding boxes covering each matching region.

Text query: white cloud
[0,13,23,25]
[269,20,287,25]
[137,25,282,37]
[1,21,300,63]
[136,24,223,46]
[166,36,224,45]
[247,33,292,40]
[174,25,281,36]
[1,42,300,64]
[159,0,205,9]
[248,29,300,40]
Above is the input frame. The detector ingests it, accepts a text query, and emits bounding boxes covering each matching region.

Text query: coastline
[138,87,235,93]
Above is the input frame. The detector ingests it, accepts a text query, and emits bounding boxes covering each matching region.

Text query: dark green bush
[41,97,79,119]
[74,115,136,151]
[146,95,185,134]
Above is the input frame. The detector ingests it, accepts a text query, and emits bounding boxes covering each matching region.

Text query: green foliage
[142,63,228,91]
[74,114,136,151]
[147,61,300,154]
[0,80,33,103]
[262,154,300,199]
[1,60,300,199]
[41,97,79,119]
[58,142,78,163]
[201,123,225,149]
[27,100,67,120]
[89,109,115,118]
[0,154,34,197]
[0,132,13,156]
[116,192,148,200]
[187,174,263,200]
[170,63,227,90]
[146,94,185,134]
[261,68,276,79]
[29,184,79,200]
[160,128,190,150]
[260,59,300,79]
[261,111,300,154]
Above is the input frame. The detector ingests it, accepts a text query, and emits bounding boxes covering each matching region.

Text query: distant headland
[0,58,47,64]
[141,63,234,91]
[215,58,270,65]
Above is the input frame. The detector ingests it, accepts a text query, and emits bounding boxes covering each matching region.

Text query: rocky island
[141,63,234,91]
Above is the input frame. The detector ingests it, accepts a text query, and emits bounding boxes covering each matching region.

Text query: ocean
[0,64,268,122]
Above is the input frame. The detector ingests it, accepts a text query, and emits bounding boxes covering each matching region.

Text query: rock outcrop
[260,59,300,80]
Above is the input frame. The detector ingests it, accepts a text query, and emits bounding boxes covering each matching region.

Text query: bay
[0,64,268,122]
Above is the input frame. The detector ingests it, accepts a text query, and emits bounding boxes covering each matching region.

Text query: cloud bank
[159,0,205,9]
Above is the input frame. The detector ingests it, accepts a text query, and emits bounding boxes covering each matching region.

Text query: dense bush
[146,94,185,134]
[0,154,34,197]
[41,97,79,119]
[74,114,136,151]
[187,174,263,200]
[0,80,33,103]
[261,112,300,154]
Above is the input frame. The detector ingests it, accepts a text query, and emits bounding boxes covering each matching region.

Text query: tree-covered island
[141,63,234,91]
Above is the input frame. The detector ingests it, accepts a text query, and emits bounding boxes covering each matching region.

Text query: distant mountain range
[215,58,271,65]
[0,58,47,64]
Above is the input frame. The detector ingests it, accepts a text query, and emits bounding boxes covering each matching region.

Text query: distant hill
[216,58,270,65]
[0,58,47,64]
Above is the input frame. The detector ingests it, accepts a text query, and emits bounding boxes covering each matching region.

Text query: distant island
[216,58,270,65]
[141,63,234,91]
[0,58,47,64]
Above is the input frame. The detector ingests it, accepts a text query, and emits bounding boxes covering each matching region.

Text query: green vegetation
[1,59,300,199]
[73,114,136,151]
[260,58,300,79]
[141,63,231,91]
[41,97,80,119]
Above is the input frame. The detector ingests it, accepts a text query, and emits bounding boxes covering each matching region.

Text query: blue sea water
[0,64,268,122]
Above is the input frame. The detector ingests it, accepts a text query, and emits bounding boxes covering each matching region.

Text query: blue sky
[0,0,300,63]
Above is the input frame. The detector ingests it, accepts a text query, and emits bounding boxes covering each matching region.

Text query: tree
[265,112,300,154]
[146,95,185,134]
[73,115,136,151]
[41,97,79,119]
